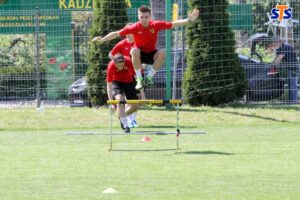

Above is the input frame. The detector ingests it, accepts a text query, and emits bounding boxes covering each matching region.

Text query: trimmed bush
[184,0,246,106]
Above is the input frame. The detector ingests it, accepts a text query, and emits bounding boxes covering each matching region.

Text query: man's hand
[188,8,200,22]
[109,105,117,112]
[92,36,102,43]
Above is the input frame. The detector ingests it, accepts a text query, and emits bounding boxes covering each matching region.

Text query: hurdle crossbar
[107,99,182,105]
[66,131,206,136]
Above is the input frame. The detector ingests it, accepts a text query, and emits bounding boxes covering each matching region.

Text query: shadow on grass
[224,102,300,111]
[111,148,177,152]
[141,106,210,113]
[217,110,289,123]
[141,103,299,123]
[176,150,235,155]
[140,125,197,129]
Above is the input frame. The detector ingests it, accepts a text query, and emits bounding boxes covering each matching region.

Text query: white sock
[127,115,132,124]
[132,112,137,121]
[127,113,135,123]
[120,117,128,128]
[147,67,157,78]
[135,69,142,79]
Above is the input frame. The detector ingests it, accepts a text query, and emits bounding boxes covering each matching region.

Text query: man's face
[274,41,282,49]
[138,11,151,27]
[267,42,280,52]
[115,62,125,70]
[266,43,275,52]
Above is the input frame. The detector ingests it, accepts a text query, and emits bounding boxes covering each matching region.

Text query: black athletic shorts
[140,50,157,65]
[111,81,139,100]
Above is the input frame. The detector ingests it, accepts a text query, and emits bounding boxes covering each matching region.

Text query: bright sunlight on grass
[0,106,300,200]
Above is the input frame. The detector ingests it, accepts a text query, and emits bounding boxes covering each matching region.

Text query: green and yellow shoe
[143,76,155,87]
[135,77,144,90]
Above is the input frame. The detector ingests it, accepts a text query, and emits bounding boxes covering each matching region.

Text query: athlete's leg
[150,49,165,76]
[143,49,165,86]
[131,48,144,89]
[114,94,129,130]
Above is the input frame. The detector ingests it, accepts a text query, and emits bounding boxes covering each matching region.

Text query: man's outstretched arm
[172,8,200,28]
[92,31,120,43]
[273,54,284,65]
[107,82,114,100]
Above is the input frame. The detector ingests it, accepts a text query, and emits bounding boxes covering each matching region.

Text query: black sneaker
[118,117,125,130]
[124,127,130,133]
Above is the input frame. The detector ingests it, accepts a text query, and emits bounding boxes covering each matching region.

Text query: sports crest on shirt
[115,65,128,72]
[150,28,155,34]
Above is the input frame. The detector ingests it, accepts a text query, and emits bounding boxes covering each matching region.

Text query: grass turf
[0,106,300,199]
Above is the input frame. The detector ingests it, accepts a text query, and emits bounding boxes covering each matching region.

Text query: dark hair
[113,54,124,63]
[138,5,151,14]
[272,36,281,43]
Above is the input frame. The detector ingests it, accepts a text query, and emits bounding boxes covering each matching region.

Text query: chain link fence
[0,0,299,108]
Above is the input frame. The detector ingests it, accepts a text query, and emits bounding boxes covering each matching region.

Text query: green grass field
[1,105,300,200]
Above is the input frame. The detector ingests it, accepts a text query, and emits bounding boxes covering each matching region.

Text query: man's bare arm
[172,8,199,28]
[273,54,284,65]
[107,82,114,100]
[92,31,120,43]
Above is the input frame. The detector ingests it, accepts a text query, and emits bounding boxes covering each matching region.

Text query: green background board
[227,4,253,30]
[0,0,91,99]
[44,11,72,100]
[182,2,253,30]
[0,0,93,11]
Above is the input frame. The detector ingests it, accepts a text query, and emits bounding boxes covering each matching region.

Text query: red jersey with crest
[119,20,172,53]
[106,56,135,83]
[110,39,134,57]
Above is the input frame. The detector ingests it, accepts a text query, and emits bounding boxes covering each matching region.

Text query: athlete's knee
[155,50,166,60]
[130,48,141,57]
[133,104,139,112]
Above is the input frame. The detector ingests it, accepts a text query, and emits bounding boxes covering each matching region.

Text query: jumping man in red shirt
[106,54,139,133]
[109,31,145,128]
[93,5,199,90]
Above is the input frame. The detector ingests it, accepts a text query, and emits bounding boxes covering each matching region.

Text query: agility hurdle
[107,99,206,151]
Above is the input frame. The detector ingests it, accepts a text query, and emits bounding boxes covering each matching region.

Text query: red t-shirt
[106,56,135,83]
[119,20,172,53]
[110,39,134,57]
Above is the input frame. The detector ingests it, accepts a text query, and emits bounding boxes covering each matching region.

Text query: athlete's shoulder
[151,20,166,24]
[151,20,169,27]
[119,39,128,45]
[124,56,131,62]
[127,22,139,30]
[107,60,115,69]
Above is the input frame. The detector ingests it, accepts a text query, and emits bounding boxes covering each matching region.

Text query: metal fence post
[165,0,172,101]
[34,7,41,108]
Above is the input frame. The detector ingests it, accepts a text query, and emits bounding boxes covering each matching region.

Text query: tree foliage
[0,34,46,73]
[86,0,128,106]
[184,0,246,106]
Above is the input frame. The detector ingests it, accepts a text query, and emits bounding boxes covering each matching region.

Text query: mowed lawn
[0,106,300,200]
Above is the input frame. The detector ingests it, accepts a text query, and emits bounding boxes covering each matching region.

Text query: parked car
[68,77,91,107]
[243,33,285,101]
[239,54,285,101]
